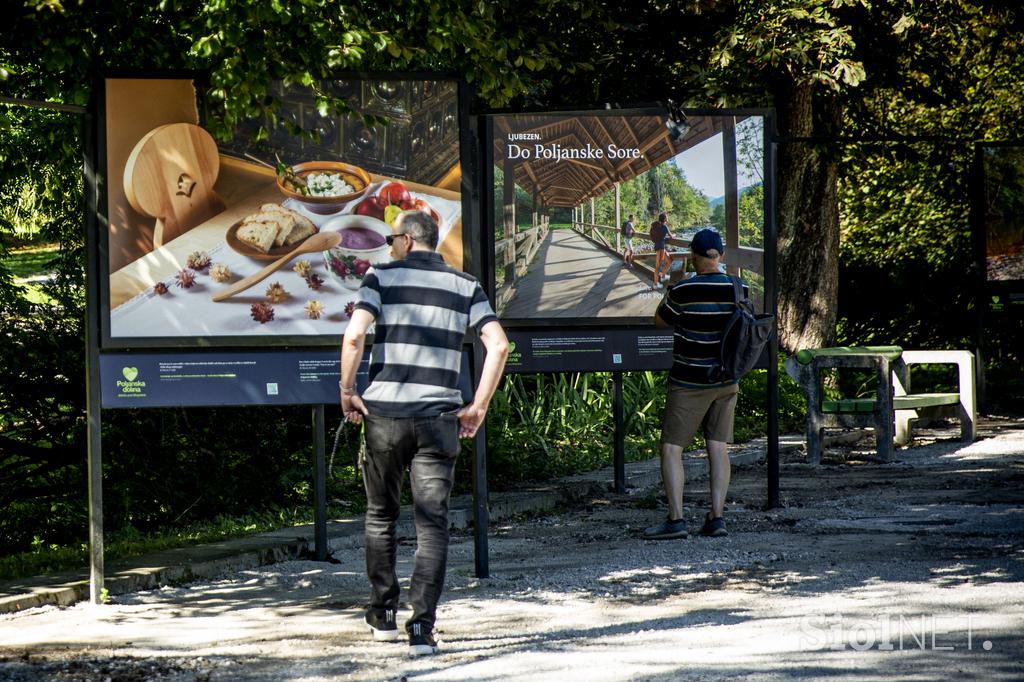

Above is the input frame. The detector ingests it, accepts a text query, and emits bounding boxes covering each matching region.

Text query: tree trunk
[774,78,841,353]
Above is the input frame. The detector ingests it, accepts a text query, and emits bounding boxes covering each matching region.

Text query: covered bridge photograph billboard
[488,109,769,327]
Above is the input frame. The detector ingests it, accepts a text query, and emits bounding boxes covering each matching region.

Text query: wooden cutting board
[123,122,225,247]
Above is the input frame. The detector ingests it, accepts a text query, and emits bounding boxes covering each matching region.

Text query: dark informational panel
[99,349,472,408]
[505,329,673,374]
[100,350,346,408]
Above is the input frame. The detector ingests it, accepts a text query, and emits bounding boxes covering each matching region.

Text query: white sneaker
[653,283,663,290]
[409,622,439,656]
[660,274,670,282]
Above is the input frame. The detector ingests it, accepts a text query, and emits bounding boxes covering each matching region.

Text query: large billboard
[98,75,470,347]
[487,109,769,327]
[981,144,1024,285]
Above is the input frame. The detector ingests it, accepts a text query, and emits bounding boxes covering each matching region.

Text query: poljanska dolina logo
[117,366,146,396]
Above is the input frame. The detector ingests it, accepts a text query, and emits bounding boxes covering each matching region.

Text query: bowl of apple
[352,181,442,225]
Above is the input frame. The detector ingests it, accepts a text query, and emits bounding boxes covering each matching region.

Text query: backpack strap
[730,275,744,305]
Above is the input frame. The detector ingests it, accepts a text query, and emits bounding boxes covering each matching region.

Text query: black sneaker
[408,621,439,656]
[699,514,727,537]
[642,517,688,540]
[366,607,400,641]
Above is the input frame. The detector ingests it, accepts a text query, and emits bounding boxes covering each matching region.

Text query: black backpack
[712,277,775,381]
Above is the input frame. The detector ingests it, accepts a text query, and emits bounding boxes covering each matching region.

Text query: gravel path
[2,422,1023,681]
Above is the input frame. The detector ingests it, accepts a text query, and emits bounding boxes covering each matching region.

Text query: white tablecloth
[109,185,461,338]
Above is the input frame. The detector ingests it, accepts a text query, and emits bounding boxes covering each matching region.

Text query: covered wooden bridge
[494,112,765,318]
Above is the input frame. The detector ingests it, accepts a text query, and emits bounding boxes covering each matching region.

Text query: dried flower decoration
[305,300,325,320]
[344,301,355,318]
[210,263,232,283]
[175,269,196,288]
[251,302,275,324]
[265,282,289,303]
[305,273,324,290]
[153,282,169,295]
[186,250,211,271]
[293,260,312,278]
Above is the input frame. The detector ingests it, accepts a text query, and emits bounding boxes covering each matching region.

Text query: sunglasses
[385,232,409,246]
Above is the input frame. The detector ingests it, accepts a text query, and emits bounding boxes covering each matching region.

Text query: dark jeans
[362,412,459,631]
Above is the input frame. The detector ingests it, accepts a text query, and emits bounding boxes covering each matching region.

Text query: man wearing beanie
[643,228,745,540]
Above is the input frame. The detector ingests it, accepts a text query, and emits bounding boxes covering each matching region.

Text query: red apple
[413,198,441,223]
[378,182,412,207]
[400,197,416,210]
[354,195,385,220]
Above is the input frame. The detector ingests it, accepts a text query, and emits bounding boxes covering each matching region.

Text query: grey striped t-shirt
[353,251,497,417]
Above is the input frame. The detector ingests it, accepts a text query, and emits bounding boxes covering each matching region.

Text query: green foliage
[702,0,868,105]
[465,364,807,491]
[471,372,668,488]
[493,165,541,234]
[581,163,712,231]
[710,184,764,249]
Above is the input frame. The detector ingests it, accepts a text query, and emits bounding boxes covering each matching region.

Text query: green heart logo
[509,341,517,353]
[992,296,1001,304]
[122,367,139,382]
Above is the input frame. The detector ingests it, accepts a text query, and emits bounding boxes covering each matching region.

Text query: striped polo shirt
[354,251,497,417]
[656,272,748,388]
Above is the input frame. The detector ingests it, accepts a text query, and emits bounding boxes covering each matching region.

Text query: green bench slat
[796,346,903,366]
[821,392,960,414]
[893,393,960,409]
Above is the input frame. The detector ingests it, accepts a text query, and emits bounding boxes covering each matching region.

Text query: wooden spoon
[212,231,342,302]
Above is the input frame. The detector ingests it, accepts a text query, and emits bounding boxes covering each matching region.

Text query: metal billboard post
[471,341,490,579]
[84,101,106,603]
[313,405,327,561]
[613,371,626,494]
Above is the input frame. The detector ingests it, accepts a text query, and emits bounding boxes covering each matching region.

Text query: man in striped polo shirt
[643,228,744,541]
[339,211,509,656]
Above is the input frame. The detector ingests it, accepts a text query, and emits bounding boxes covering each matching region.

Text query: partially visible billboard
[982,145,1024,284]
[487,109,768,326]
[100,75,468,347]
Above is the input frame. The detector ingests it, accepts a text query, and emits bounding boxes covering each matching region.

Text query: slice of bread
[260,203,317,245]
[237,220,279,253]
[236,204,318,253]
[283,211,316,245]
[269,212,296,247]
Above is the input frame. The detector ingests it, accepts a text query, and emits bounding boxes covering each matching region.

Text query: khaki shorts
[661,382,739,447]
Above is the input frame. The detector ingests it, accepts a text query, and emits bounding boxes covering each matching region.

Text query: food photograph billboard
[99,75,469,347]
[488,109,769,327]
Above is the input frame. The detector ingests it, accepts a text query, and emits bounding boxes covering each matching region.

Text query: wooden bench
[784,346,976,463]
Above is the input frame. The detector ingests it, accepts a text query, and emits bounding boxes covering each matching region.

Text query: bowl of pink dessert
[320,215,393,290]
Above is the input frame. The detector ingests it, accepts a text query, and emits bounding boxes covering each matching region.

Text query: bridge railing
[495,218,551,312]
[569,218,765,281]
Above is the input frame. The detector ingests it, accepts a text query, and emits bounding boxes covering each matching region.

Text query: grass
[4,243,60,279]
[2,243,60,306]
